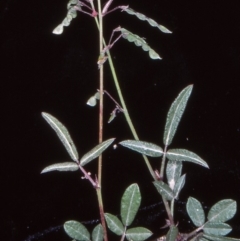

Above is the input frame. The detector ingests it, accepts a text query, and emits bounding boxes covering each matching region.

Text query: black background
[1,0,240,240]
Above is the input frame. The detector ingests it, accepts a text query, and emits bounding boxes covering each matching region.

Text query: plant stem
[106,50,156,180]
[96,1,108,241]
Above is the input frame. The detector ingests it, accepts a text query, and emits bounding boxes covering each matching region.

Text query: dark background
[1,0,240,240]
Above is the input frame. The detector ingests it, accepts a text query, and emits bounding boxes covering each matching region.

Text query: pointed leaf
[207,199,236,223]
[121,183,141,226]
[92,224,103,241]
[80,138,115,166]
[64,220,90,241]
[104,213,124,235]
[42,112,79,162]
[163,85,193,146]
[166,149,209,168]
[119,140,163,157]
[126,227,152,241]
[120,28,161,60]
[203,234,240,241]
[153,181,174,201]
[41,162,79,173]
[173,174,186,199]
[122,8,172,34]
[203,222,232,236]
[166,226,178,241]
[187,197,205,227]
[166,160,182,190]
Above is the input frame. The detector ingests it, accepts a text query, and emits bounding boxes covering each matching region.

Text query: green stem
[91,4,156,180]
[106,49,156,180]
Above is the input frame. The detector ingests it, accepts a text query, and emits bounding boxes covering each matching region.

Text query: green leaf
[120,28,161,60]
[92,224,103,241]
[64,220,90,241]
[203,222,232,236]
[173,174,186,199]
[119,140,163,157]
[52,24,64,34]
[87,96,97,106]
[166,161,182,190]
[187,197,205,227]
[163,85,193,146]
[42,112,79,162]
[153,181,174,201]
[166,149,209,168]
[122,8,172,34]
[52,0,80,35]
[203,234,240,241]
[126,227,152,241]
[166,226,178,241]
[207,199,237,223]
[104,213,124,235]
[80,138,115,166]
[41,162,79,173]
[121,183,141,226]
